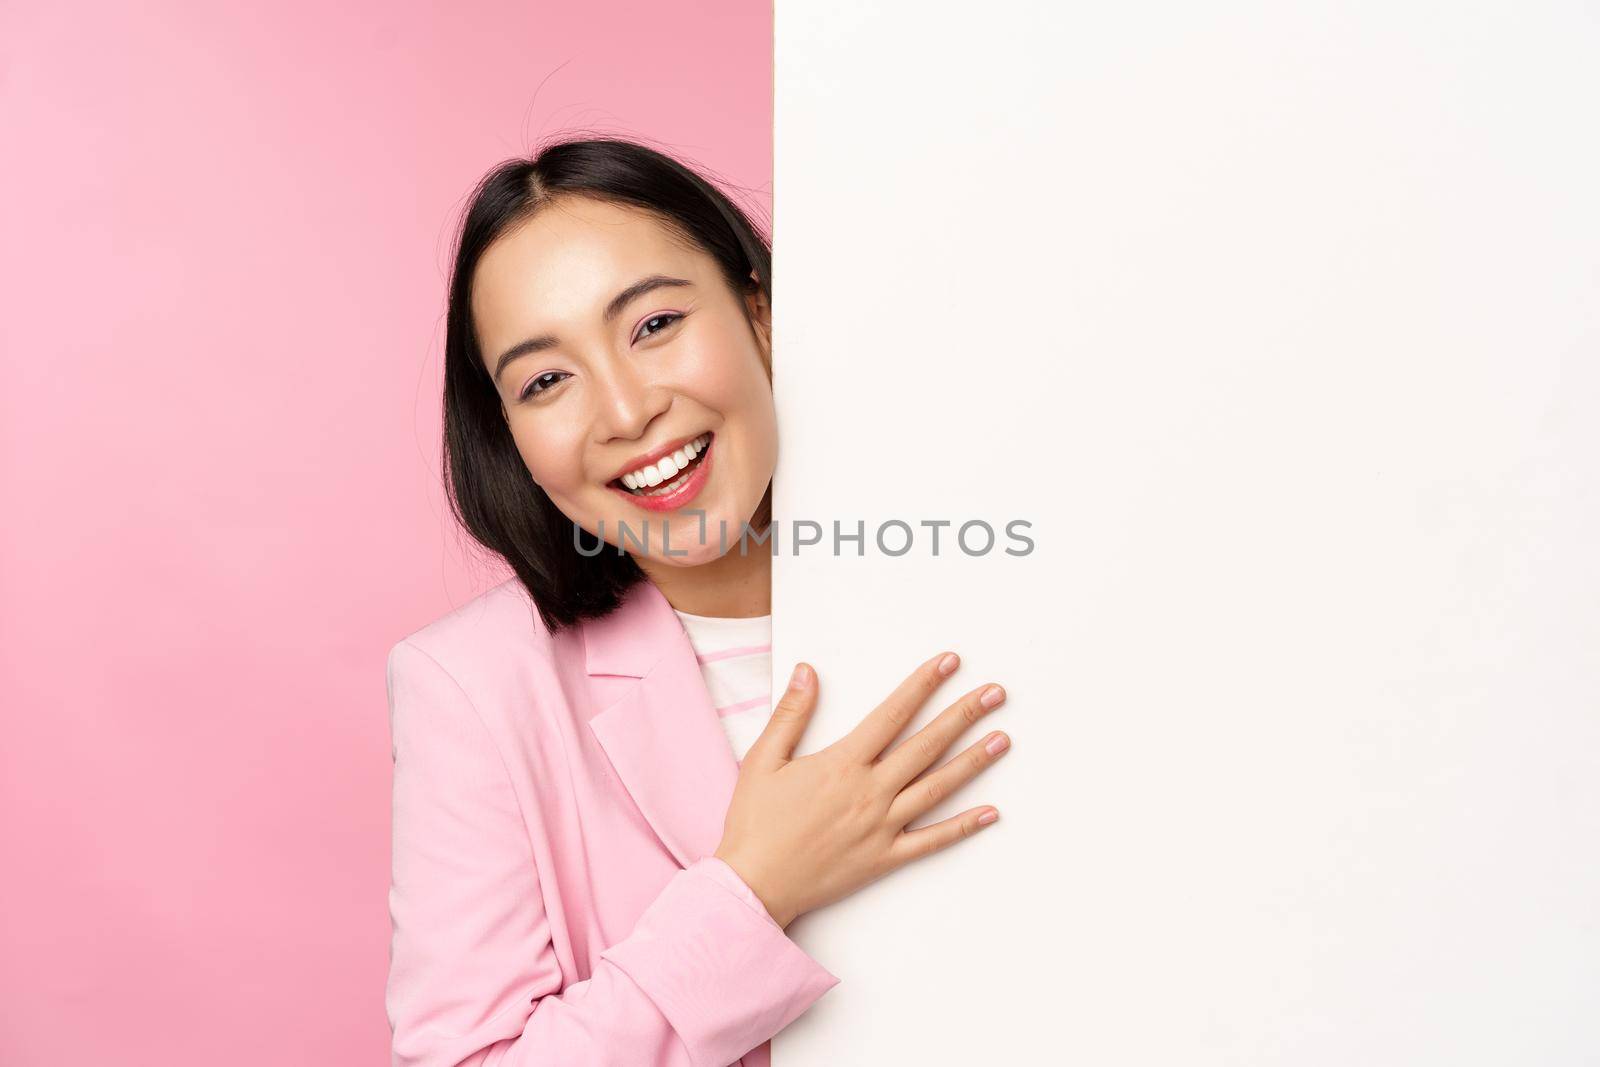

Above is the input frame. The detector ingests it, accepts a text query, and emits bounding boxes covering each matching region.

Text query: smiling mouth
[610,432,713,497]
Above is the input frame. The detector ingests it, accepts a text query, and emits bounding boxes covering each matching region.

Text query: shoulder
[384,578,591,766]
[387,577,560,691]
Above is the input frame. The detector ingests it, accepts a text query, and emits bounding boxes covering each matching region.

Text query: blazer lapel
[582,580,740,870]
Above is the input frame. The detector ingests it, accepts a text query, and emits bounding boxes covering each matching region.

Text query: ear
[743,270,771,353]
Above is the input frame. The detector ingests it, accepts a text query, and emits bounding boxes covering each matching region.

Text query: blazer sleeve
[385,639,840,1067]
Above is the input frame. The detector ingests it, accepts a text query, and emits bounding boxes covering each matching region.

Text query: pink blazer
[384,576,840,1067]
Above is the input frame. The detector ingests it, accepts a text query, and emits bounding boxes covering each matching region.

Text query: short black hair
[439,137,773,634]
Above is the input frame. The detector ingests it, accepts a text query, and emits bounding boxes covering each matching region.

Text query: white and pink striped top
[672,609,774,765]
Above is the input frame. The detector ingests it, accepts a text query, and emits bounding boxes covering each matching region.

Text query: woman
[386,138,1012,1067]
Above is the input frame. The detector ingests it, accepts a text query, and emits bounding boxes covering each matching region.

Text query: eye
[632,312,684,343]
[519,371,569,402]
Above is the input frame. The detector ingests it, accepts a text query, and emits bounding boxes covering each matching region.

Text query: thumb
[745,662,818,769]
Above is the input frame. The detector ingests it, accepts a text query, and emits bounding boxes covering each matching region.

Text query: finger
[875,683,1006,792]
[887,805,1000,868]
[839,651,960,763]
[886,727,1010,828]
[742,662,818,770]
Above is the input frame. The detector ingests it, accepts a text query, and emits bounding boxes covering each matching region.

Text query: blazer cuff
[694,854,789,929]
[597,856,840,1067]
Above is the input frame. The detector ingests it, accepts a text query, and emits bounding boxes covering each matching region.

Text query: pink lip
[606,434,715,513]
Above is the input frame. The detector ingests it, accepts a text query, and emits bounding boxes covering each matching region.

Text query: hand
[713,653,1009,929]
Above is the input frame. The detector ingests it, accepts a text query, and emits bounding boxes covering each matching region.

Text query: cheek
[684,337,776,426]
[730,370,778,463]
[509,423,588,492]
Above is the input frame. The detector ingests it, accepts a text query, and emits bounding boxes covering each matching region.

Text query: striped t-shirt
[672,609,774,764]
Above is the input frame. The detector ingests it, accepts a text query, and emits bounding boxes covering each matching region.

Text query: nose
[592,359,670,444]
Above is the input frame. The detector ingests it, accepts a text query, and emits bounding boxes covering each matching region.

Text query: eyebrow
[491,274,693,383]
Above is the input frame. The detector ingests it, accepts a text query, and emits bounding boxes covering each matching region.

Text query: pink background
[0,3,771,1063]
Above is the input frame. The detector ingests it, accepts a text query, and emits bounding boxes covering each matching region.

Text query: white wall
[772,2,1600,1062]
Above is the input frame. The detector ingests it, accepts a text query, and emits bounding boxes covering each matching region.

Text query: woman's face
[472,195,776,567]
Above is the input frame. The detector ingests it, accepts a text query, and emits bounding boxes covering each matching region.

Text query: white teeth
[618,433,712,495]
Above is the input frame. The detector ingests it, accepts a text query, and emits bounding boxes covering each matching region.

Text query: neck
[638,540,772,618]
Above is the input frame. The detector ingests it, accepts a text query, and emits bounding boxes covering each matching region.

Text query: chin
[651,542,730,568]
[655,504,750,561]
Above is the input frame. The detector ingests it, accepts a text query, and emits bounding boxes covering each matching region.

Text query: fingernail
[985,732,1009,757]
[977,809,999,826]
[937,652,959,676]
[791,663,812,688]
[980,685,1005,709]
